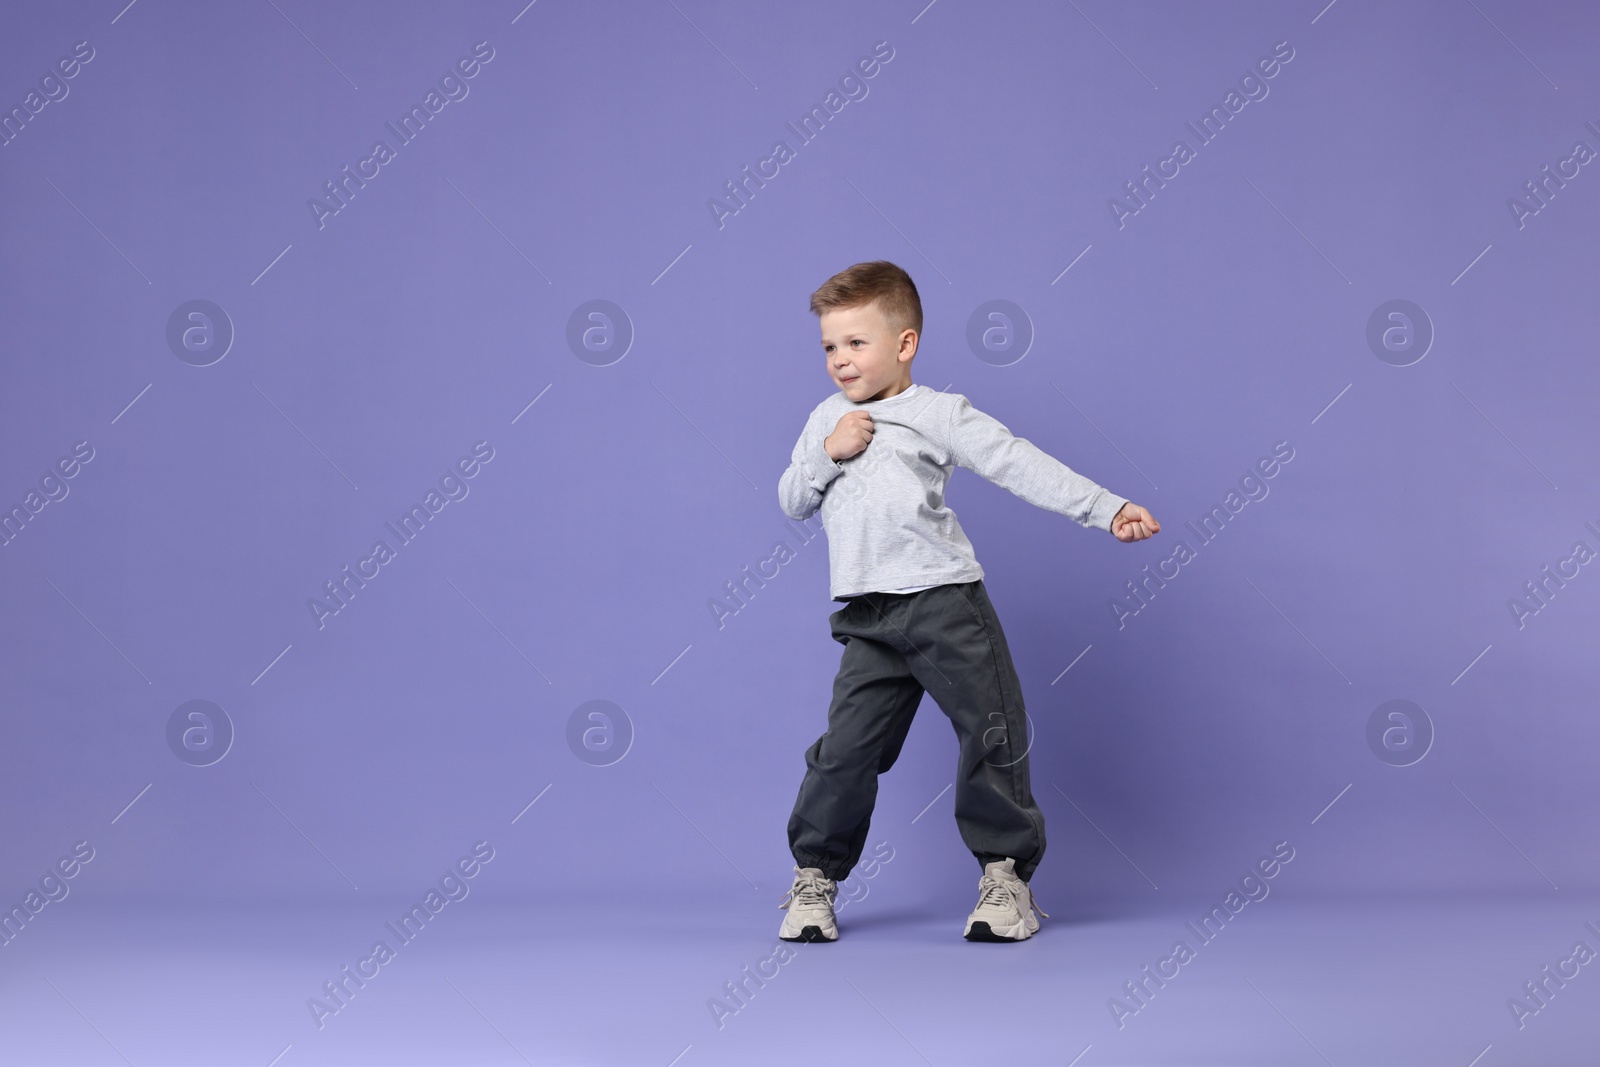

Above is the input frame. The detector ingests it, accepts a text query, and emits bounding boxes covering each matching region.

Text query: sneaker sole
[780,924,836,943]
[964,920,1033,942]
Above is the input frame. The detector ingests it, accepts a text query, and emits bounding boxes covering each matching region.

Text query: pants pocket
[948,581,988,631]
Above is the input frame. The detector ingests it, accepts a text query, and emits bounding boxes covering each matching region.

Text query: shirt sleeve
[945,394,1127,532]
[778,406,845,521]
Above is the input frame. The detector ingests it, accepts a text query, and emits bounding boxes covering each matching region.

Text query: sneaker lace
[776,869,835,909]
[977,872,1051,921]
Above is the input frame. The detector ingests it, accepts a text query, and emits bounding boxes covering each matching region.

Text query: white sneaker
[777,865,839,942]
[963,858,1048,942]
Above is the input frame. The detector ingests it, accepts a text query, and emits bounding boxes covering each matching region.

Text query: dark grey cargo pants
[787,578,1046,883]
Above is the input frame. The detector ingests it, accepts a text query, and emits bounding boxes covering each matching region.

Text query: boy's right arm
[778,410,845,521]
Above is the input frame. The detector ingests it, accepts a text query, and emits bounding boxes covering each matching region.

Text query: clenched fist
[1112,502,1160,542]
[825,410,874,461]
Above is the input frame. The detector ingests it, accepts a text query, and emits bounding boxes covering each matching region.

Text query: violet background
[2,2,1597,1064]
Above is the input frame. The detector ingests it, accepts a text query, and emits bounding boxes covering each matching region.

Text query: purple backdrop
[3,0,1599,1062]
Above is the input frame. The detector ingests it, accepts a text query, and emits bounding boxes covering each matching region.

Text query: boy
[775,261,1159,943]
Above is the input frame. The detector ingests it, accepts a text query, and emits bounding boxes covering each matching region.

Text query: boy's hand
[824,411,874,461]
[1112,502,1160,542]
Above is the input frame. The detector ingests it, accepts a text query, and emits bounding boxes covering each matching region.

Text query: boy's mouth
[840,375,858,383]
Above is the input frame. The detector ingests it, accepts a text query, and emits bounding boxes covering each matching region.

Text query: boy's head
[809,260,921,403]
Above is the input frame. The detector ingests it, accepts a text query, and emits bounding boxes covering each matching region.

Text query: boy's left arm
[945,395,1157,540]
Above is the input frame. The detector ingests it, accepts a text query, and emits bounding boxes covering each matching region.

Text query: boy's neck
[860,379,915,403]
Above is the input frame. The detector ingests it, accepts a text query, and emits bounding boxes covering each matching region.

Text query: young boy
[775,261,1159,943]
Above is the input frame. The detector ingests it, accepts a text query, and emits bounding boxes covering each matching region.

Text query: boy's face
[819,301,917,403]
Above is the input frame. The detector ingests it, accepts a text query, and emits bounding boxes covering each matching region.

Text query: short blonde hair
[808,260,922,338]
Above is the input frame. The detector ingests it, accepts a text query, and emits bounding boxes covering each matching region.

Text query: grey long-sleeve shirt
[778,383,1129,600]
